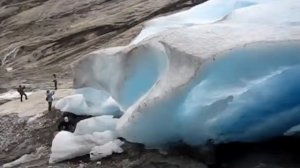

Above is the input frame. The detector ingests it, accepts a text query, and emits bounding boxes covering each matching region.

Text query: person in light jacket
[46,90,55,111]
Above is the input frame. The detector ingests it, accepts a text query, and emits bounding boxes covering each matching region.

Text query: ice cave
[50,0,300,163]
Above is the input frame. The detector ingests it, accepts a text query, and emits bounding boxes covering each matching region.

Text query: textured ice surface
[90,139,124,161]
[50,0,300,162]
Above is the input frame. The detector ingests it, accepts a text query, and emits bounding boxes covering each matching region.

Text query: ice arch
[73,43,168,110]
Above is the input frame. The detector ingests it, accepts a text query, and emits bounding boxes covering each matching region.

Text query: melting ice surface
[50,0,300,163]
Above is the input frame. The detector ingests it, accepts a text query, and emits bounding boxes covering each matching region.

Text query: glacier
[50,0,300,163]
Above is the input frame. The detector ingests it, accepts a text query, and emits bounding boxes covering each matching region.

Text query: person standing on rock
[53,74,58,90]
[17,85,28,102]
[46,90,55,111]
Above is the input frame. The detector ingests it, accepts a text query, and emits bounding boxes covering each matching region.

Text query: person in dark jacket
[46,90,55,111]
[17,85,28,102]
[53,74,58,90]
[58,116,75,132]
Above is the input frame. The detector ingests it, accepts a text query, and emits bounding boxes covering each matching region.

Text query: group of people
[17,73,79,132]
[17,74,58,112]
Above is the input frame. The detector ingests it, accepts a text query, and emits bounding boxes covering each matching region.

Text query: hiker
[53,74,58,90]
[46,90,55,111]
[58,116,75,132]
[17,85,28,102]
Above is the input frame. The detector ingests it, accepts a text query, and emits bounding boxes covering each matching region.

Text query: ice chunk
[75,87,122,116]
[49,131,117,163]
[55,94,88,115]
[74,115,118,135]
[90,139,124,161]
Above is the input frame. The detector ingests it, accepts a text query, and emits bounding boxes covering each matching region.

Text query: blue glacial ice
[180,43,300,145]
[50,0,300,163]
[116,42,300,147]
